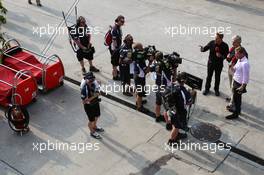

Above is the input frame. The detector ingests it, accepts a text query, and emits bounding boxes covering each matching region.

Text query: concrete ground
[0,0,264,174]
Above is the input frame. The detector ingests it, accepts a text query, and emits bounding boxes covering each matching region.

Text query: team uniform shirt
[233,56,250,84]
[111,25,122,50]
[73,25,91,49]
[81,80,100,101]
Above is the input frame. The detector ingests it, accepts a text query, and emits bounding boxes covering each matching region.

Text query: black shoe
[82,67,86,74]
[155,117,161,122]
[142,99,147,104]
[215,91,220,96]
[166,123,172,131]
[225,114,239,120]
[138,107,147,113]
[90,66,100,72]
[37,3,42,6]
[28,1,32,4]
[155,115,165,123]
[225,97,231,102]
[177,133,187,140]
[113,76,120,81]
[123,92,133,97]
[90,132,102,139]
[95,127,104,133]
[203,90,209,95]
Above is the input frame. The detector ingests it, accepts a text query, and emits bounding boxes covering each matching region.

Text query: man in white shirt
[226,47,250,119]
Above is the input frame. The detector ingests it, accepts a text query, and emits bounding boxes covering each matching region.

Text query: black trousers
[233,81,242,116]
[205,63,223,91]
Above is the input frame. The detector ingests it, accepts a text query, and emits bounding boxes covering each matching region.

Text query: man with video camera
[81,72,104,139]
[74,16,99,74]
[151,51,182,126]
[133,43,153,111]
[162,72,192,146]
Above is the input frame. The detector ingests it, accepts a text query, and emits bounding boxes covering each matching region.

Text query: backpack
[104,26,113,46]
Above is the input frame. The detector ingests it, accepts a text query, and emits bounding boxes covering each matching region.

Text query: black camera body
[144,45,156,57]
[163,52,182,69]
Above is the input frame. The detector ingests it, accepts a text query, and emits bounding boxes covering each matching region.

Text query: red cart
[0,63,38,133]
[3,39,65,92]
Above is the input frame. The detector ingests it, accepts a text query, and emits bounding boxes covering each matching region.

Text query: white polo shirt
[233,56,250,84]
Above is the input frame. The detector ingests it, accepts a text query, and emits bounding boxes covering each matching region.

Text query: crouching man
[81,72,104,139]
[162,72,192,146]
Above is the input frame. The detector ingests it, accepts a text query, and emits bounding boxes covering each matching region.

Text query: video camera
[144,45,156,57]
[133,45,156,63]
[163,52,182,69]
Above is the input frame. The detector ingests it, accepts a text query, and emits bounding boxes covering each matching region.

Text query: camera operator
[133,43,153,111]
[74,16,99,74]
[119,34,134,97]
[151,51,179,125]
[81,72,104,139]
[200,32,229,96]
[110,15,125,80]
[163,72,192,146]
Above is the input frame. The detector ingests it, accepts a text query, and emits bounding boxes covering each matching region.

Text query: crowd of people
[77,15,250,145]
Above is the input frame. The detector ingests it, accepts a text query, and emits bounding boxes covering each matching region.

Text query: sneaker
[95,127,104,133]
[90,132,102,139]
[215,90,220,96]
[82,67,86,74]
[203,90,209,96]
[90,66,100,72]
[225,114,239,120]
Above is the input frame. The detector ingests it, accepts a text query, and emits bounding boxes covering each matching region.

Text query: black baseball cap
[84,72,95,80]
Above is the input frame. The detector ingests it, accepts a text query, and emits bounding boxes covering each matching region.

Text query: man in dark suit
[200,32,229,96]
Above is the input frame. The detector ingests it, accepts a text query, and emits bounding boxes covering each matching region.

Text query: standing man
[110,15,125,80]
[200,32,229,96]
[165,72,192,146]
[81,72,104,139]
[226,47,249,119]
[226,35,248,111]
[133,43,152,111]
[119,34,134,96]
[74,16,99,74]
[28,0,42,6]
